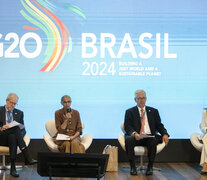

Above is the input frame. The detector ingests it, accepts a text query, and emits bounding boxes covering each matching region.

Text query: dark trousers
[0,126,26,160]
[125,136,157,165]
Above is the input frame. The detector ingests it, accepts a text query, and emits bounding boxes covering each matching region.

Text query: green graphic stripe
[69,3,82,11]
[68,36,72,53]
[20,10,54,61]
[65,5,86,19]
[20,10,48,34]
[20,0,54,63]
[37,0,56,12]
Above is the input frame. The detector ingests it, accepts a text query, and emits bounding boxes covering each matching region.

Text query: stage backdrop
[0,0,207,139]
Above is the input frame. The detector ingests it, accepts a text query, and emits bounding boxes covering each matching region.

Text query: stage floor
[0,162,204,180]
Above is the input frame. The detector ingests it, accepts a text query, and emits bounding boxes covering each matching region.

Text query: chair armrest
[43,134,59,152]
[81,134,93,151]
[17,134,31,154]
[118,134,126,151]
[23,134,31,146]
[190,133,203,152]
[157,141,166,153]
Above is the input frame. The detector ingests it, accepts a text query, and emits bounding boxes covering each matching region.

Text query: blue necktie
[7,111,12,123]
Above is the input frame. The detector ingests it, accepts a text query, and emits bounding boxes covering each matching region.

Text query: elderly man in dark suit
[0,93,37,177]
[124,90,169,176]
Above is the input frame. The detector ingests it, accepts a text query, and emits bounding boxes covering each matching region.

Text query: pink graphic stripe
[23,25,39,30]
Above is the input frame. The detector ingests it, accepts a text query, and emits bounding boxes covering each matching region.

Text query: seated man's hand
[0,125,9,131]
[134,133,143,140]
[162,134,169,145]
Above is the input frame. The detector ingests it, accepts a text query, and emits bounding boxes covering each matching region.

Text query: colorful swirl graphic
[20,0,86,71]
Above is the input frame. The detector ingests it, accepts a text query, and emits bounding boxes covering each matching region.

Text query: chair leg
[137,155,147,170]
[0,155,9,170]
[137,155,161,171]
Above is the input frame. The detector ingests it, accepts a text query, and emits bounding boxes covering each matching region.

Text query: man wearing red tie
[124,90,169,175]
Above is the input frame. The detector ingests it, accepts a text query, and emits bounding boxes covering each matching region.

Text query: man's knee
[10,126,21,135]
[125,136,136,152]
[147,138,157,148]
[8,134,17,145]
[151,138,157,145]
[8,134,16,141]
[125,136,134,146]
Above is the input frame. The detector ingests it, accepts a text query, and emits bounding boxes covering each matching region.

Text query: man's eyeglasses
[137,97,146,100]
[63,101,72,104]
[8,100,17,106]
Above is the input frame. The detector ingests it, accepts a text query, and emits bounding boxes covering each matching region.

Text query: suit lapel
[146,106,153,132]
[133,106,141,130]
[146,106,150,118]
[13,109,18,122]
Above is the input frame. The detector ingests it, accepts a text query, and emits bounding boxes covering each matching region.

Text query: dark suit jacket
[0,106,26,137]
[124,106,169,142]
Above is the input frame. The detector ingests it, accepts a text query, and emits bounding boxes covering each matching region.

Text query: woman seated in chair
[200,108,207,174]
[54,95,85,153]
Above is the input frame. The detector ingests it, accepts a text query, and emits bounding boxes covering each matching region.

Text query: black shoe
[146,167,153,175]
[22,148,37,165]
[129,160,137,175]
[10,159,19,177]
[10,162,19,177]
[25,159,37,165]
[130,167,137,175]
[10,169,19,177]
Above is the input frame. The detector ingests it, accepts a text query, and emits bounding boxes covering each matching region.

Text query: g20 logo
[0,32,42,58]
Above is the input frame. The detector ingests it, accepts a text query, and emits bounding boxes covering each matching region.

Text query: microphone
[67,108,71,113]
[67,108,72,124]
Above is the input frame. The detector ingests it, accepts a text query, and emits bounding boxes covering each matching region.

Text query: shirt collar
[5,106,13,113]
[137,106,146,112]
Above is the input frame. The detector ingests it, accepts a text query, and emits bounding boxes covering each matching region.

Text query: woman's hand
[60,119,68,129]
[69,135,75,140]
[65,112,72,119]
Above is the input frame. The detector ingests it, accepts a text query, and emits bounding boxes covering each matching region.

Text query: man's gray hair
[135,90,146,97]
[6,93,19,101]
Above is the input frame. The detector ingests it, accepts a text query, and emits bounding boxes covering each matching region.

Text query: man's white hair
[6,93,19,101]
[134,89,146,97]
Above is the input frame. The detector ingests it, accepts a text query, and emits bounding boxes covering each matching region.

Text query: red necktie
[140,108,145,134]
